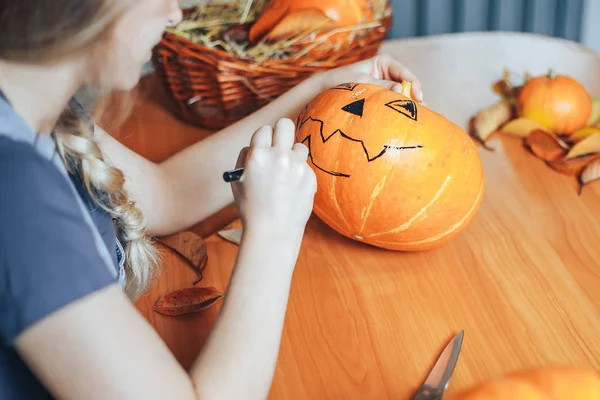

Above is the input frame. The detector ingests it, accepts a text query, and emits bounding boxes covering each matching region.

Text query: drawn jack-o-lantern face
[294,82,485,252]
[295,82,424,178]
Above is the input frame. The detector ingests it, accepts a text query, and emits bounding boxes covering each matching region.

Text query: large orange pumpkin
[449,366,600,399]
[517,70,592,135]
[294,82,485,251]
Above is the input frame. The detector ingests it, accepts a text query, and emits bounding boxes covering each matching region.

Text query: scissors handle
[411,384,444,400]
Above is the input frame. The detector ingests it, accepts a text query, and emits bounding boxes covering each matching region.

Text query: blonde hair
[0,0,159,299]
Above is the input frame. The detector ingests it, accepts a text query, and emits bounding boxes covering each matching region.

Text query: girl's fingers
[292,142,310,163]
[250,125,274,148]
[235,146,250,169]
[375,54,424,103]
[272,118,296,149]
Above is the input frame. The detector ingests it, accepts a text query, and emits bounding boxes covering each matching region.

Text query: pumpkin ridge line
[330,159,353,232]
[299,115,423,177]
[368,179,484,246]
[365,175,452,238]
[358,174,388,235]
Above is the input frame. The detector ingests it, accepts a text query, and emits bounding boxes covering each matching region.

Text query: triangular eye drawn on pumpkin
[385,99,418,121]
[333,82,359,91]
[341,98,365,117]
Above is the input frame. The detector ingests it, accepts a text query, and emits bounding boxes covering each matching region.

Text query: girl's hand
[231,118,317,240]
[315,53,424,103]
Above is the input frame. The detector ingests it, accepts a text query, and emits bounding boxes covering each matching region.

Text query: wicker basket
[152,4,393,130]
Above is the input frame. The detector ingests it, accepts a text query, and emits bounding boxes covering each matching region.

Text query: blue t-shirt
[0,91,123,399]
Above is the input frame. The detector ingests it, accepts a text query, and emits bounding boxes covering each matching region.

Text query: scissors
[412,330,464,400]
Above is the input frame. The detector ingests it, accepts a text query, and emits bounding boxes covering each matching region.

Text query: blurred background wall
[387,0,583,42]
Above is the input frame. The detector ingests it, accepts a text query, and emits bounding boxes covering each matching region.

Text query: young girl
[0,0,423,399]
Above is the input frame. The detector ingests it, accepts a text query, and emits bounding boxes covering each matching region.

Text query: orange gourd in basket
[448,366,600,399]
[295,82,485,251]
[287,0,373,26]
[248,0,291,44]
[249,0,374,44]
[517,70,592,135]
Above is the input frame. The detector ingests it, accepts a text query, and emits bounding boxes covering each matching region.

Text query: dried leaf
[159,232,208,281]
[248,0,291,44]
[468,100,514,148]
[154,287,223,317]
[568,126,600,143]
[500,117,551,138]
[547,153,600,176]
[265,8,337,42]
[492,69,512,96]
[586,97,600,126]
[524,129,568,163]
[491,69,521,100]
[565,132,600,160]
[578,158,600,194]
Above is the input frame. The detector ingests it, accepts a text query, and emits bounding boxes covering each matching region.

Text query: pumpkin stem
[547,68,556,79]
[401,81,412,98]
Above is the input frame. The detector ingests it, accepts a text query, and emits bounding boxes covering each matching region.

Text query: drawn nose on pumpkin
[341,98,365,117]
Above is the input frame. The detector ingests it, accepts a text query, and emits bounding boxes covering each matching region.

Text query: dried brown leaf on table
[500,117,551,138]
[264,8,337,42]
[159,232,208,282]
[547,153,600,176]
[564,132,600,160]
[492,69,523,100]
[524,129,569,163]
[154,287,224,317]
[587,98,600,126]
[568,126,600,143]
[578,158,600,194]
[492,73,512,98]
[468,100,514,149]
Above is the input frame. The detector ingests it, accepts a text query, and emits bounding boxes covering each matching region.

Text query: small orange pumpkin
[449,366,600,399]
[517,70,592,135]
[294,82,485,251]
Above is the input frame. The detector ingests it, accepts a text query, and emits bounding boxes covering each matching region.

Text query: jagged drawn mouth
[296,115,423,178]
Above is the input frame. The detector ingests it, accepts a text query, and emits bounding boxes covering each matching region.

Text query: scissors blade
[421,330,464,392]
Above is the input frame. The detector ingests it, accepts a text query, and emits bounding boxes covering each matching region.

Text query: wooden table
[108,32,600,399]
